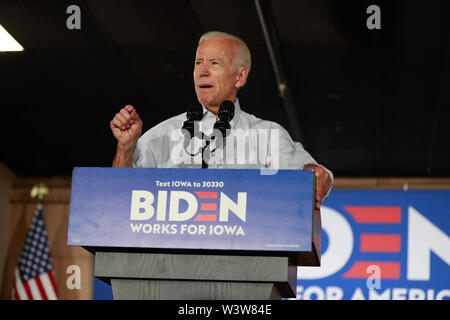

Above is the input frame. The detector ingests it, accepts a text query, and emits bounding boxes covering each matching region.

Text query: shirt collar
[201,98,242,128]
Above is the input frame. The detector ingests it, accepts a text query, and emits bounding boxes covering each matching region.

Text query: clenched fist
[110,105,143,167]
[110,105,143,149]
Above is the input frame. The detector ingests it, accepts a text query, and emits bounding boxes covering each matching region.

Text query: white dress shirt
[133,99,333,197]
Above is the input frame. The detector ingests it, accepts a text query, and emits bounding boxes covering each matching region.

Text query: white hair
[198,31,251,74]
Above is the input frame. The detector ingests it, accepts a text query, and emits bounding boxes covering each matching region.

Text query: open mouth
[199,85,213,89]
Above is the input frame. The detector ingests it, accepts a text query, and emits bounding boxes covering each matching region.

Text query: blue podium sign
[67,168,314,254]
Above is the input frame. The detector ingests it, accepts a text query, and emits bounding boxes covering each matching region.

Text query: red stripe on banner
[344,206,401,224]
[200,203,217,211]
[343,261,401,279]
[360,234,401,252]
[47,271,58,298]
[194,214,217,221]
[34,276,48,300]
[195,191,218,199]
[22,281,33,300]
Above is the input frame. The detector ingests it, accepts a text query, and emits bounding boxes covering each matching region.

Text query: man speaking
[110,31,333,208]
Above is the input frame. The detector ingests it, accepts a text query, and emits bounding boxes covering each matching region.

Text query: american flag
[12,205,58,300]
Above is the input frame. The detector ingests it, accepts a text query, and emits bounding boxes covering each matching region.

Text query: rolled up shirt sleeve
[288,141,334,201]
[133,134,158,168]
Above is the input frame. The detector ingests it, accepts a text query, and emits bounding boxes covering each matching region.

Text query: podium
[67,168,321,299]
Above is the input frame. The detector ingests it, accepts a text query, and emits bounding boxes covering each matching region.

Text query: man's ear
[235,67,249,89]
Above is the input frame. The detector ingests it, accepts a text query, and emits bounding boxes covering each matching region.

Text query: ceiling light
[0,24,23,52]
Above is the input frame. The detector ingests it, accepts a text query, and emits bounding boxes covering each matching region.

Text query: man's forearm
[112,144,135,167]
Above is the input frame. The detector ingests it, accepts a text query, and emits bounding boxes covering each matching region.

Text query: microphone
[182,102,203,139]
[213,100,235,137]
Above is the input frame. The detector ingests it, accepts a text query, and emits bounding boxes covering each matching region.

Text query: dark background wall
[0,0,448,177]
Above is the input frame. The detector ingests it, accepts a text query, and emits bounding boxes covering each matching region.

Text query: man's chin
[197,97,218,108]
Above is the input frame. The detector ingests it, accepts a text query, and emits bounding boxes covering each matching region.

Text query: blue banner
[296,190,450,300]
[68,167,314,253]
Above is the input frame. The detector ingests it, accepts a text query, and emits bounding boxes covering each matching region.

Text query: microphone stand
[201,139,211,169]
[183,129,211,169]
[183,100,234,169]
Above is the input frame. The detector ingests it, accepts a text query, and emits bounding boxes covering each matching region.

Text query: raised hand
[110,105,143,167]
[110,105,143,150]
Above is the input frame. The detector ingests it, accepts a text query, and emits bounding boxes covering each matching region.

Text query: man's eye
[195,61,202,65]
[212,61,219,65]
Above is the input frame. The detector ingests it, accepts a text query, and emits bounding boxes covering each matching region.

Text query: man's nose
[199,65,210,77]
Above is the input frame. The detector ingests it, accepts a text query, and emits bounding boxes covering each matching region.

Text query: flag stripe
[28,278,42,300]
[35,276,48,300]
[41,272,58,300]
[48,271,58,296]
[12,284,20,300]
[14,268,28,300]
[22,281,33,300]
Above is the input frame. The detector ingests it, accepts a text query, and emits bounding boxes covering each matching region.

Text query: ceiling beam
[183,0,205,37]
[254,0,303,142]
